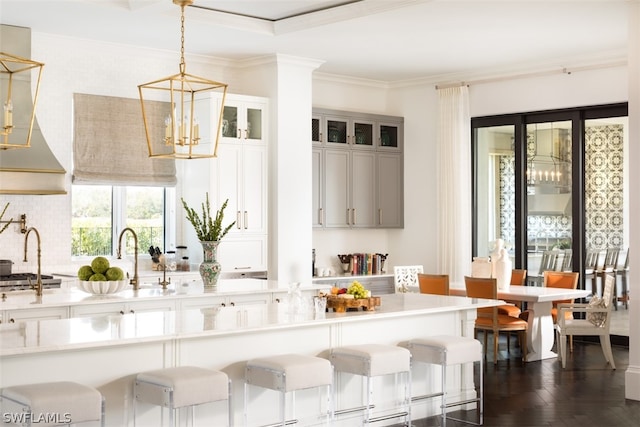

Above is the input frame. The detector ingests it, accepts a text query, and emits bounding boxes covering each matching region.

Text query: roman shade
[72,93,176,186]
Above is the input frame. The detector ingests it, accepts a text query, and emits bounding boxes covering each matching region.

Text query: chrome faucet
[23,227,43,297]
[117,227,139,291]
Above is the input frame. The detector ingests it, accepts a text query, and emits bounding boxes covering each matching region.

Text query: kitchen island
[0,289,501,426]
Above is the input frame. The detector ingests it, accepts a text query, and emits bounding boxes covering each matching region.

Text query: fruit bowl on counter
[77,279,128,295]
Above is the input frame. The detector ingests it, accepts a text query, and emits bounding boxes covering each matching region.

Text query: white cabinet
[217,236,267,273]
[181,93,268,273]
[178,292,269,310]
[1,306,69,324]
[213,140,267,271]
[70,299,175,318]
[314,108,402,229]
[219,97,265,144]
[178,295,227,311]
[214,97,267,271]
[216,143,267,235]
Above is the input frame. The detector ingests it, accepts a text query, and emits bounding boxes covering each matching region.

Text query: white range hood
[0,24,66,195]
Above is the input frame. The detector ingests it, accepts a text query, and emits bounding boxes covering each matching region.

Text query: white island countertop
[0,278,329,310]
[0,293,502,357]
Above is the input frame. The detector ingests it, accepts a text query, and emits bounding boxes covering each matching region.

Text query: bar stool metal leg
[330,344,412,426]
[407,336,483,426]
[244,354,333,427]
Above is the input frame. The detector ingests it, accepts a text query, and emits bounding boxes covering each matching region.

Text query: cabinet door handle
[352,208,356,225]
[237,128,241,139]
[275,298,281,303]
[234,266,251,270]
[319,132,323,142]
[346,209,351,225]
[9,318,15,323]
[221,303,226,307]
[244,211,248,229]
[230,302,235,306]
[119,310,125,315]
[319,208,324,225]
[378,208,382,225]
[236,211,242,229]
[130,310,135,314]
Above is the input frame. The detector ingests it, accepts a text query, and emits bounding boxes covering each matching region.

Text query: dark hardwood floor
[402,336,640,427]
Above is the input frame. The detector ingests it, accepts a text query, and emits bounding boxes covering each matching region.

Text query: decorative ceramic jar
[199,240,222,288]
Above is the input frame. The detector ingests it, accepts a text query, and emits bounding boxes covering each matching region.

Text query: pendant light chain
[179,4,186,74]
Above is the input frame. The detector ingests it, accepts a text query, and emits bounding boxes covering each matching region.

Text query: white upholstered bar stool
[134,366,230,427]
[244,354,333,426]
[329,344,412,426]
[0,381,104,426]
[407,336,483,426]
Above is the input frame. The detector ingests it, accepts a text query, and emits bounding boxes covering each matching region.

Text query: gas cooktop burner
[0,273,62,290]
[0,273,55,281]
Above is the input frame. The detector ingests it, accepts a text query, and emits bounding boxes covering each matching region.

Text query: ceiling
[0,0,630,84]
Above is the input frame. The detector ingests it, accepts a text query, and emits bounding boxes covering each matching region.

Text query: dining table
[448,284,591,362]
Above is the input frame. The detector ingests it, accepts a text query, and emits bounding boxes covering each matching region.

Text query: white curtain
[436,86,472,284]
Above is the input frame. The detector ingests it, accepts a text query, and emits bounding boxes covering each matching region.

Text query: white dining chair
[393,265,423,293]
[556,274,616,369]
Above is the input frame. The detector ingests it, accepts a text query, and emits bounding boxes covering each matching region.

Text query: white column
[626,0,640,402]
[269,55,324,283]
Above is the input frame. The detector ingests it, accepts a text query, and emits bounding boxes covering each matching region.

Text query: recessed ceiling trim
[274,0,428,35]
[193,0,363,21]
[187,6,275,35]
[188,0,427,36]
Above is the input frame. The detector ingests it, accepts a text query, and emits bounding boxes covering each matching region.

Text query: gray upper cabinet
[312,108,404,229]
[377,152,403,227]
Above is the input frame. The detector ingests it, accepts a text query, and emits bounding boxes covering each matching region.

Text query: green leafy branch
[181,193,235,242]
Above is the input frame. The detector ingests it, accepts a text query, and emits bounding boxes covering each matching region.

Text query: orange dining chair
[545,271,580,324]
[417,274,449,296]
[484,269,526,318]
[503,269,527,312]
[464,276,528,364]
[511,269,527,286]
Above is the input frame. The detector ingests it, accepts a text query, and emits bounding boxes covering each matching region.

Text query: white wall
[468,66,627,116]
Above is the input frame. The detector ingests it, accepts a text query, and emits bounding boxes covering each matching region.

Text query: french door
[472,104,627,290]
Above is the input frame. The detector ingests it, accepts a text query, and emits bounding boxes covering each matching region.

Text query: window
[71,185,175,257]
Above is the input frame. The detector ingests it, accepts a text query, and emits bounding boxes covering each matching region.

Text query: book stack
[349,253,387,275]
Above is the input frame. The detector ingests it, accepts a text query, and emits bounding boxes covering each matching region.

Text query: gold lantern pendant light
[0,52,44,150]
[138,0,228,159]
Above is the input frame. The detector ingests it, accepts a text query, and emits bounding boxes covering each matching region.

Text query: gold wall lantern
[138,0,228,159]
[0,51,44,150]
